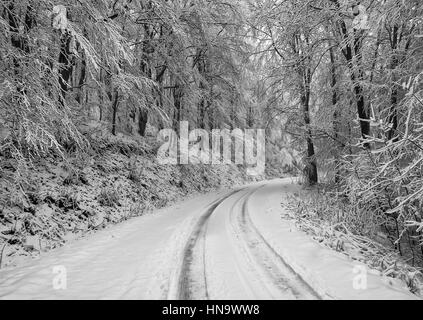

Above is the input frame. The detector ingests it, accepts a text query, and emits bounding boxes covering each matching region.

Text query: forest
[0,0,423,298]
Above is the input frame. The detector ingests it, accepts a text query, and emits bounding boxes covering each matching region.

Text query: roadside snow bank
[248,179,420,300]
[0,134,254,270]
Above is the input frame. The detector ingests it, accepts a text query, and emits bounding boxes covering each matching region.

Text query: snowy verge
[247,179,421,300]
[0,133,256,270]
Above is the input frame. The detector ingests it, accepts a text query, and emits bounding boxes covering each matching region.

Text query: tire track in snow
[229,187,322,300]
[168,190,242,300]
[169,185,323,300]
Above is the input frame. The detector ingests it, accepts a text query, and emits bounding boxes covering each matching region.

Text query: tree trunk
[137,2,155,137]
[76,29,88,105]
[173,84,183,133]
[58,31,74,106]
[198,99,206,129]
[334,1,370,148]
[352,29,370,148]
[76,53,86,105]
[111,88,119,136]
[387,25,400,142]
[302,67,318,185]
[293,32,318,185]
[155,66,166,131]
[388,88,399,141]
[196,50,209,130]
[329,45,342,183]
[138,110,148,136]
[8,2,35,95]
[207,96,214,130]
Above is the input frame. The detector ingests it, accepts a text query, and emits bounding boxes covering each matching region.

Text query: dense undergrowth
[286,183,423,296]
[290,88,423,296]
[0,131,257,269]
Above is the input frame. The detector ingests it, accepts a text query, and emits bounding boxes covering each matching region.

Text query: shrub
[97,188,120,207]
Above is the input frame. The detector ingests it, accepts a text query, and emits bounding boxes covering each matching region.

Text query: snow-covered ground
[0,179,418,300]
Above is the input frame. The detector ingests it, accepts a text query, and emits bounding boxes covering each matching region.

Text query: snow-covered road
[0,179,418,300]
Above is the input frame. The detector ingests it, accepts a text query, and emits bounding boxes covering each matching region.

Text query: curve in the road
[170,185,323,300]
[230,188,322,300]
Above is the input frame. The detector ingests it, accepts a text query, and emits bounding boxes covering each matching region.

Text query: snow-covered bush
[338,73,423,267]
[286,189,423,295]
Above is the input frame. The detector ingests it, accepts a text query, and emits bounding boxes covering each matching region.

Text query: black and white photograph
[0,0,422,306]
